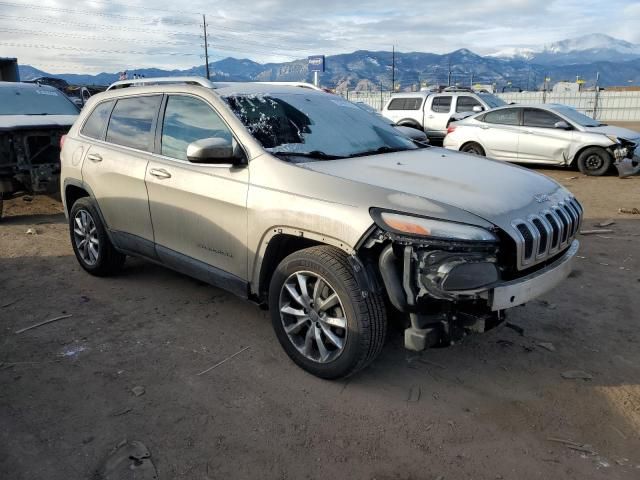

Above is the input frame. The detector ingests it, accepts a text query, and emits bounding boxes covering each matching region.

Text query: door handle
[480,125,490,130]
[149,168,172,179]
[87,153,102,162]
[523,130,533,134]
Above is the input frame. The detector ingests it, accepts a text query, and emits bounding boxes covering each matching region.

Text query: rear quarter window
[387,97,423,110]
[80,100,115,140]
[105,96,162,151]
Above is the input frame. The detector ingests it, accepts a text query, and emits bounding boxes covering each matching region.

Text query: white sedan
[443,104,640,176]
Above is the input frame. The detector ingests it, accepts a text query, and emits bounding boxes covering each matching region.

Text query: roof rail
[106,76,215,91]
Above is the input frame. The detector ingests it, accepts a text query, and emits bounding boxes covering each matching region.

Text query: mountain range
[17,34,640,91]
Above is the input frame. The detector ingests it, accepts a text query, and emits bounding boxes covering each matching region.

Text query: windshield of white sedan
[224,93,416,159]
[552,106,602,127]
[0,87,80,115]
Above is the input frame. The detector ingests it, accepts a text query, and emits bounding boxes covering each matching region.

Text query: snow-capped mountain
[490,34,640,65]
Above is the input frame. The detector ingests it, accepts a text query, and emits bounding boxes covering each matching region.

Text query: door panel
[81,143,155,242]
[81,95,162,243]
[146,94,249,280]
[517,108,574,164]
[477,125,520,161]
[425,96,453,134]
[476,108,522,161]
[145,159,249,279]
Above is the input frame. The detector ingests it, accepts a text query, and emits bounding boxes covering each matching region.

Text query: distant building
[0,57,19,82]
[552,81,581,94]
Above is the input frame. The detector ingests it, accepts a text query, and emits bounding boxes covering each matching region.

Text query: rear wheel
[269,246,387,379]
[461,142,485,156]
[576,147,611,176]
[69,198,125,276]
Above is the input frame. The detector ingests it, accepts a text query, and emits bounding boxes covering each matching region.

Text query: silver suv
[60,77,581,378]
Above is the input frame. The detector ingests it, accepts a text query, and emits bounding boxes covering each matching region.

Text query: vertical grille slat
[531,218,548,254]
[515,223,534,259]
[512,196,582,270]
[545,213,560,248]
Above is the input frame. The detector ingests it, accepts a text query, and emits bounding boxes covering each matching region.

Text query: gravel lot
[1,166,639,479]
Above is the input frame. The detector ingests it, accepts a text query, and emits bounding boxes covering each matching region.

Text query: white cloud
[0,0,638,73]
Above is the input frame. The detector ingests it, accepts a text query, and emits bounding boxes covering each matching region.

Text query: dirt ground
[1,168,639,480]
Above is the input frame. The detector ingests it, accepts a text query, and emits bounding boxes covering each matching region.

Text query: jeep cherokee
[60,77,581,378]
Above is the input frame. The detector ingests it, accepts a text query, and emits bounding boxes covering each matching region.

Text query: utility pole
[593,71,600,119]
[391,45,395,92]
[447,59,452,87]
[202,14,210,80]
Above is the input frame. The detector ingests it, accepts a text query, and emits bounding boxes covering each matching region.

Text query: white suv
[382,89,506,142]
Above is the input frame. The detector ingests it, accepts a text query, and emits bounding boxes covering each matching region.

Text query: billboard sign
[308,55,325,72]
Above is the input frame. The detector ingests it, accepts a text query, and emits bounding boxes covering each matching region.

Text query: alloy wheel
[73,209,100,266]
[279,271,348,363]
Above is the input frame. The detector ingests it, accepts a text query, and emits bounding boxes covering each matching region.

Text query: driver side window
[161,95,232,161]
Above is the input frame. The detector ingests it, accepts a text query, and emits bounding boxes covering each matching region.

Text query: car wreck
[0,81,78,217]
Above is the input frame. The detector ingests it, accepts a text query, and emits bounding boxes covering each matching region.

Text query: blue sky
[0,0,638,73]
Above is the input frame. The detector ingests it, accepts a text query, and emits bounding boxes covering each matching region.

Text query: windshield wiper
[348,146,409,158]
[272,150,345,160]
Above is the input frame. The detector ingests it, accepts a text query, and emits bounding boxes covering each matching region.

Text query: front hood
[584,124,640,141]
[300,148,571,232]
[0,114,77,131]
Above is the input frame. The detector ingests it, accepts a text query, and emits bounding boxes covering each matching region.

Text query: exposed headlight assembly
[372,210,497,242]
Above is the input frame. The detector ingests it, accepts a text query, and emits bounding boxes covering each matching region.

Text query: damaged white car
[444,104,640,177]
[0,81,79,217]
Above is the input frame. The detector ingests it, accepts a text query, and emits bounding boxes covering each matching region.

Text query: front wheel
[269,246,387,379]
[576,147,611,176]
[69,198,125,276]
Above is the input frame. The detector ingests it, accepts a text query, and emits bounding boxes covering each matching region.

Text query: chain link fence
[336,89,640,122]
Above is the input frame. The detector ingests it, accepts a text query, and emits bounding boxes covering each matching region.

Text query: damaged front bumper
[611,140,640,178]
[373,233,578,351]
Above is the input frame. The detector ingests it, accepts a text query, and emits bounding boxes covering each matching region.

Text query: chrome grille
[511,196,582,270]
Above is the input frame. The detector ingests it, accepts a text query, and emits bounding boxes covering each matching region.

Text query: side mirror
[554,121,571,130]
[186,137,243,165]
[472,105,484,113]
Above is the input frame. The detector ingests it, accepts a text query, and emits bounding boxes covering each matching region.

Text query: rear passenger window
[161,95,232,161]
[431,96,452,113]
[105,96,162,151]
[523,108,562,128]
[387,97,423,110]
[483,108,520,126]
[81,100,114,140]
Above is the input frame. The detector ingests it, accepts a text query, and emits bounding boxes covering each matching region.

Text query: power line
[0,14,200,36]
[0,27,192,46]
[0,42,200,56]
[0,1,200,25]
[2,40,303,61]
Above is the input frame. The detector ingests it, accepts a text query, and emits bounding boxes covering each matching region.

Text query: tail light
[59,134,67,150]
[446,126,456,135]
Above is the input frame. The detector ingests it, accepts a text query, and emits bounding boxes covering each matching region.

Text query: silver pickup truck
[60,78,581,378]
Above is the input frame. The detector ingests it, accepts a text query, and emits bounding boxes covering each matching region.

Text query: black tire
[0,198,3,220]
[576,147,611,176]
[69,197,125,276]
[460,142,485,156]
[268,246,387,379]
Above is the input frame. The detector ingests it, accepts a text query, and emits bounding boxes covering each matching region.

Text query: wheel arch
[459,140,486,155]
[252,227,356,301]
[570,143,613,166]
[395,118,423,130]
